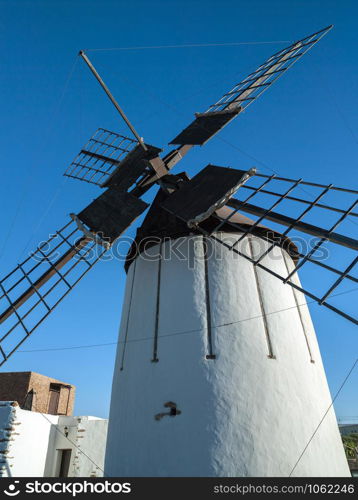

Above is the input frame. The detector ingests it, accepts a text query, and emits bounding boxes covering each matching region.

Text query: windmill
[0,25,355,476]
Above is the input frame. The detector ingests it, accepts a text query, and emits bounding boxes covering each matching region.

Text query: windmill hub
[124,180,297,271]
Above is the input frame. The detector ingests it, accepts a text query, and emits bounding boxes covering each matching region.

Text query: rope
[17,286,357,353]
[288,358,358,476]
[85,40,292,52]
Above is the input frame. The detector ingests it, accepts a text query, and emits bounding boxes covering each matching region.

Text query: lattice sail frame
[64,128,137,186]
[182,171,358,324]
[206,25,332,113]
[0,221,108,366]
[169,25,332,149]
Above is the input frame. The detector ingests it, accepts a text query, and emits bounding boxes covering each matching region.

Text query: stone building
[0,371,75,416]
[0,403,107,477]
[0,372,107,477]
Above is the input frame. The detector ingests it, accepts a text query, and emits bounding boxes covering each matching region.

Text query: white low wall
[0,402,107,477]
[50,416,108,477]
[0,402,58,477]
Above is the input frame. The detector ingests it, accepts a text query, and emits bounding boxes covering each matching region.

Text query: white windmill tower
[0,25,355,477]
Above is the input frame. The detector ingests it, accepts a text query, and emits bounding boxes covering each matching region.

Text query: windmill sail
[168,25,332,154]
[64,128,138,186]
[205,25,333,114]
[0,220,105,366]
[0,188,148,366]
[161,168,358,324]
[161,164,255,227]
[64,128,166,192]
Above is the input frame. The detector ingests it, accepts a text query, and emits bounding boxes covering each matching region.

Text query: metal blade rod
[230,178,303,248]
[79,50,147,151]
[254,172,358,195]
[198,227,357,326]
[318,255,358,305]
[226,199,358,250]
[284,199,358,282]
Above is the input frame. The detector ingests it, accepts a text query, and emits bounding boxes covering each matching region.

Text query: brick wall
[28,372,75,416]
[0,372,75,416]
[0,372,31,408]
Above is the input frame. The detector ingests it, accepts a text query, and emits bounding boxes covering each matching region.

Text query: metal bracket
[70,213,111,250]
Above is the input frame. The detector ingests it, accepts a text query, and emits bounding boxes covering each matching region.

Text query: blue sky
[0,0,357,420]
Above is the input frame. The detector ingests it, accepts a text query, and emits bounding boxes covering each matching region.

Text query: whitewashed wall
[50,416,108,477]
[0,402,58,477]
[0,403,107,477]
[105,233,349,477]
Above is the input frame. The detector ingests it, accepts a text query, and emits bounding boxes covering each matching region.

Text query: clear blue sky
[0,0,357,420]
